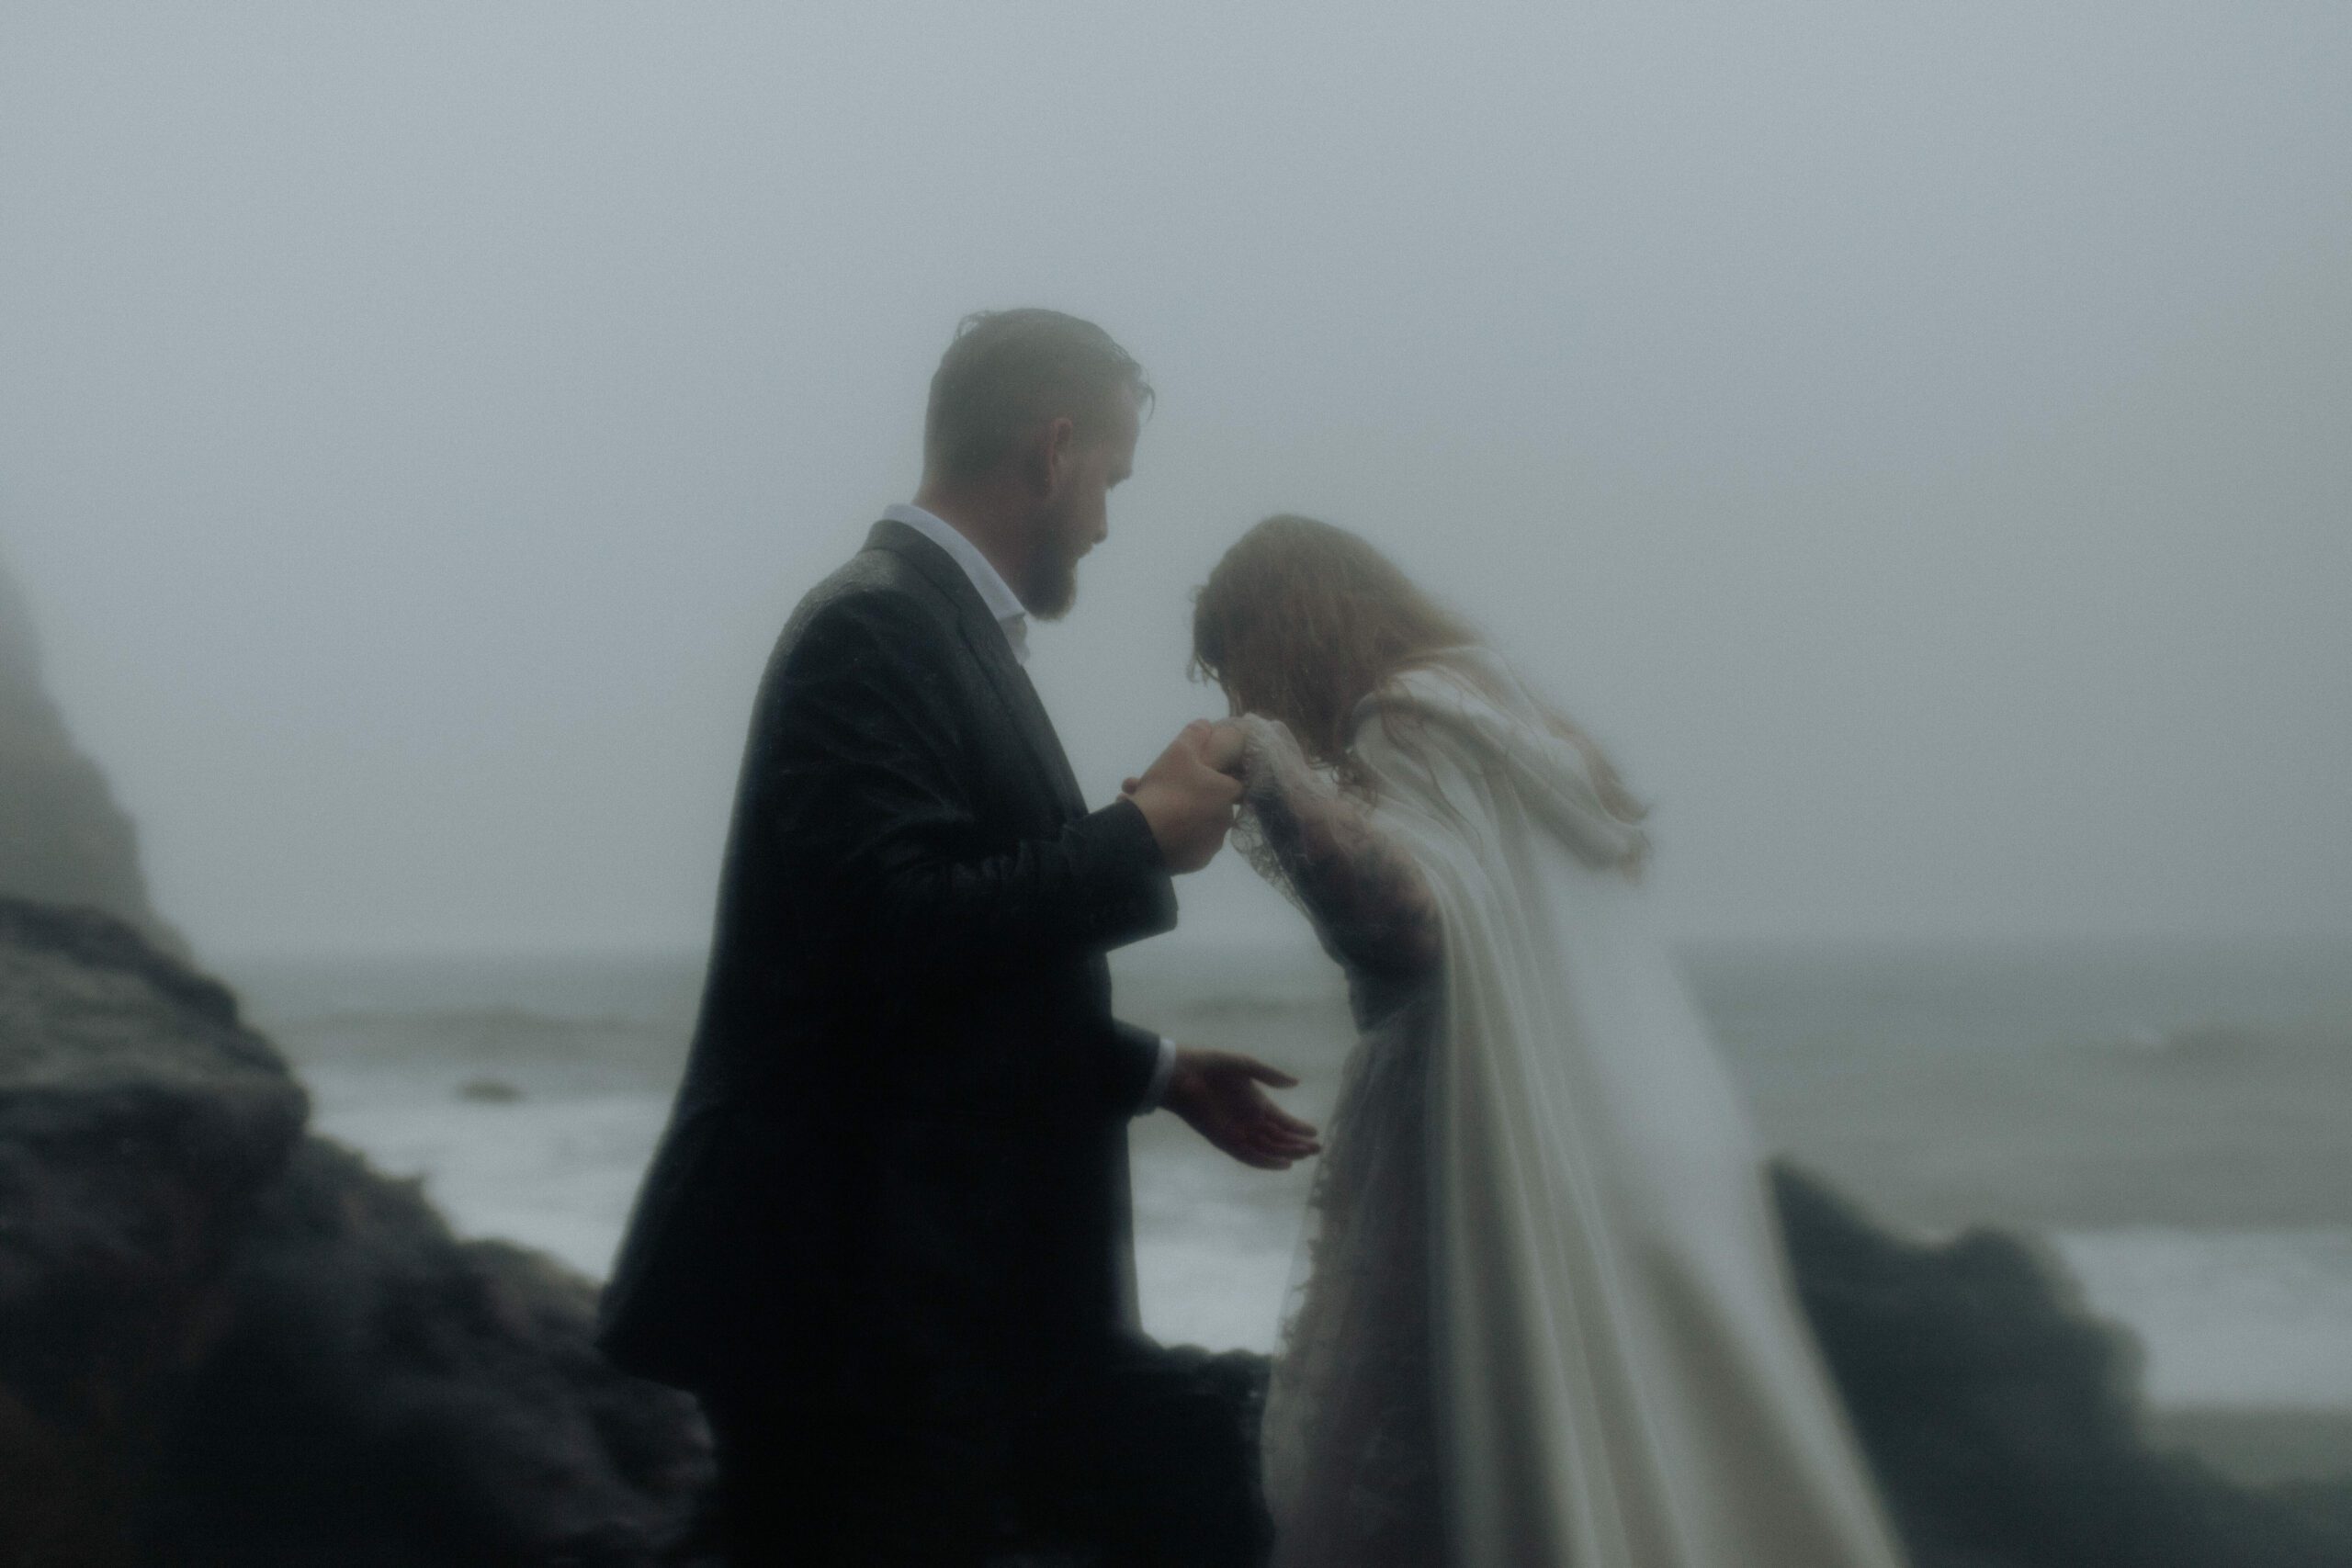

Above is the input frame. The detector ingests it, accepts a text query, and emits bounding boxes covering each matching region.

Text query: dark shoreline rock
[1776,1162,2352,1568]
[0,899,303,1562]
[0,899,708,1566]
[141,1139,710,1566]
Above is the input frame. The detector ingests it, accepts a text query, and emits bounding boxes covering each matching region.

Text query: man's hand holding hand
[1125,720,1245,873]
[1162,1046,1322,1171]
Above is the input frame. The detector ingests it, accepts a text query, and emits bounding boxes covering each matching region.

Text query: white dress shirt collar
[882,502,1029,665]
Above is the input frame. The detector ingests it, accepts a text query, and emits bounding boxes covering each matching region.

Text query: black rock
[0,898,304,1561]
[0,899,708,1567]
[141,1139,709,1567]
[1775,1161,2352,1568]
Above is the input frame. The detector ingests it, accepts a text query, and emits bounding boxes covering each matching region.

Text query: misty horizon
[4,5,2346,955]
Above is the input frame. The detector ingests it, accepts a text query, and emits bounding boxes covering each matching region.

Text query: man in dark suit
[598,310,1318,1565]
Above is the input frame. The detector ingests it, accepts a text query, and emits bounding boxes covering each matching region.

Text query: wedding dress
[1239,646,1907,1568]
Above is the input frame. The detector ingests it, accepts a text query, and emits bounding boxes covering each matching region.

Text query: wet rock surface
[1777,1163,2352,1568]
[0,899,707,1567]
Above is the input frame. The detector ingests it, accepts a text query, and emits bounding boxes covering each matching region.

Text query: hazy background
[3,3,2347,956]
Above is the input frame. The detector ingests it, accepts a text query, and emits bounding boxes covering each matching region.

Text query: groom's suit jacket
[596,518,1177,1421]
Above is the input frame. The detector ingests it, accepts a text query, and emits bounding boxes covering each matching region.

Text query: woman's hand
[1122,721,1245,874]
[1122,718,1250,795]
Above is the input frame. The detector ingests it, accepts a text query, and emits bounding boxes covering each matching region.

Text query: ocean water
[221,936,2352,1414]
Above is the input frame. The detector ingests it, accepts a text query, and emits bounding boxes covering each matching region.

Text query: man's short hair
[923,309,1153,479]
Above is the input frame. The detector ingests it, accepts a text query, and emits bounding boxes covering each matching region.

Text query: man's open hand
[1162,1046,1322,1170]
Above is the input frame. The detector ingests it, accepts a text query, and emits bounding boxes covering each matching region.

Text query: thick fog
[3,4,2346,953]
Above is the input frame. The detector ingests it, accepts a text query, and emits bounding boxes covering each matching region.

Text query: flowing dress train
[1240,647,1909,1568]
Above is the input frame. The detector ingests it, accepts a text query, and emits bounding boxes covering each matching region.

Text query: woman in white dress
[1191,515,1910,1568]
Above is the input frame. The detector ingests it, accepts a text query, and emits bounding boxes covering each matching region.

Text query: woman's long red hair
[1192,513,1645,822]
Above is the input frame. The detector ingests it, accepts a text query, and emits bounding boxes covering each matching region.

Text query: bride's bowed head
[1189,513,1649,873]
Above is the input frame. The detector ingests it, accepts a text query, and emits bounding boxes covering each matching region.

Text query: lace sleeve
[1230,716,1442,977]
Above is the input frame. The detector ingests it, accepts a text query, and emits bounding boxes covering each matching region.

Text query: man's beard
[1020,536,1080,622]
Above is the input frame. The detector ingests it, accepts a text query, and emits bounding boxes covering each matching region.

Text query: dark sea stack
[141,1140,712,1567]
[0,550,187,960]
[0,900,711,1567]
[0,897,303,1564]
[1774,1161,2352,1568]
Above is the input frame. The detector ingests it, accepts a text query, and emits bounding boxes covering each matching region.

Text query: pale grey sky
[3,3,2346,953]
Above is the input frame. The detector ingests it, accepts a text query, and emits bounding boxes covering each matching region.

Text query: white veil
[1246,647,1907,1568]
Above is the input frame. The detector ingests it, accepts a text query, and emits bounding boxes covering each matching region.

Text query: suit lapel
[865,521,1086,818]
[966,623,1087,815]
